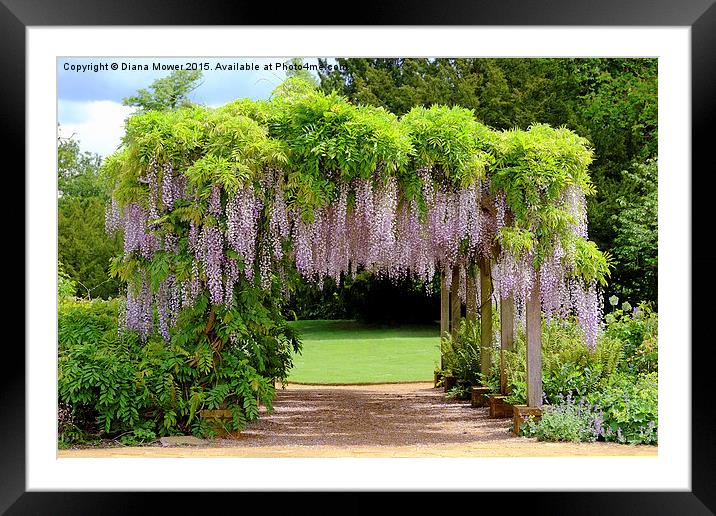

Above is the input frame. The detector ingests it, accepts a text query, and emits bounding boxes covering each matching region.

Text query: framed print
[6,0,715,513]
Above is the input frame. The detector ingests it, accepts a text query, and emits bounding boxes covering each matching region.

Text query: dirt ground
[59,383,657,458]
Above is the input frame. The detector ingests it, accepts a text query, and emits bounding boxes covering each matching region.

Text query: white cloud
[58,100,136,157]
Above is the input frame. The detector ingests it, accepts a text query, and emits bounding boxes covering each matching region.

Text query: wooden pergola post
[440,271,449,369]
[466,265,478,325]
[450,265,461,343]
[499,294,514,395]
[526,272,542,408]
[479,259,492,378]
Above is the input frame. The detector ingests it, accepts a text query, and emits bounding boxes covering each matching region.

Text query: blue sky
[58,57,327,156]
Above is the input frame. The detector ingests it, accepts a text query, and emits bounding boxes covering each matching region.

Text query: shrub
[521,373,657,445]
[504,317,624,405]
[587,372,658,444]
[445,384,471,400]
[440,318,491,387]
[525,395,604,442]
[58,262,77,301]
[58,297,300,445]
[58,298,121,352]
[604,301,658,375]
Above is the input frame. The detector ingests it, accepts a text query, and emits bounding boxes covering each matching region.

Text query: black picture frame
[7,0,715,513]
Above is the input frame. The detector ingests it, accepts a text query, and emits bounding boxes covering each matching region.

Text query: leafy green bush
[58,298,120,352]
[522,373,657,445]
[445,384,471,400]
[58,262,78,301]
[440,318,483,386]
[58,297,300,445]
[587,372,658,444]
[504,317,623,405]
[604,301,658,375]
[523,395,602,442]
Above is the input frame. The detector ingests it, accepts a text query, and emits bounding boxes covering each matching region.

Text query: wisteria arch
[105,78,610,408]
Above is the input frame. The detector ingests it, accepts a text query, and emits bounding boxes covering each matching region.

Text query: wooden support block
[488,394,513,418]
[200,409,233,419]
[443,374,457,392]
[470,386,491,408]
[513,405,543,435]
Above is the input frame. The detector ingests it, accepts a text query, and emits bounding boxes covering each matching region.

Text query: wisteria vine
[107,163,603,348]
[104,95,608,351]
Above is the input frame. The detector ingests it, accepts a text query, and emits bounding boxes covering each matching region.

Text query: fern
[58,297,291,444]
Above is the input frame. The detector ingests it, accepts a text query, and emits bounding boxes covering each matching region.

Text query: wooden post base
[200,409,240,438]
[470,386,491,408]
[443,374,457,392]
[488,395,513,418]
[513,405,543,435]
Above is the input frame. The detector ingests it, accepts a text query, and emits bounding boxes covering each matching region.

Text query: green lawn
[286,319,441,384]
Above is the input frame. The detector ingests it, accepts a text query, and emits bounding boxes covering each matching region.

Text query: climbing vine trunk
[500,294,514,395]
[440,272,449,369]
[479,259,492,378]
[526,273,542,408]
[450,265,461,344]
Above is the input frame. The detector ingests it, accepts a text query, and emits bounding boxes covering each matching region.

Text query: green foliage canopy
[122,69,203,112]
[109,79,607,284]
[318,57,657,303]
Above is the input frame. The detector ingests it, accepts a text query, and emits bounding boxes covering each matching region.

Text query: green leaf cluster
[318,57,657,303]
[490,124,609,282]
[58,196,123,299]
[503,317,625,406]
[107,79,608,278]
[400,105,493,187]
[58,296,300,444]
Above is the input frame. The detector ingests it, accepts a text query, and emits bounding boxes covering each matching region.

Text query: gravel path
[59,383,657,458]
[238,382,513,447]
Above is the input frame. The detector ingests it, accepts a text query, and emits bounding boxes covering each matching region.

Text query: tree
[572,59,658,290]
[58,196,122,299]
[284,58,318,86]
[58,131,105,198]
[58,130,122,299]
[318,58,581,128]
[610,158,658,305]
[122,69,203,112]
